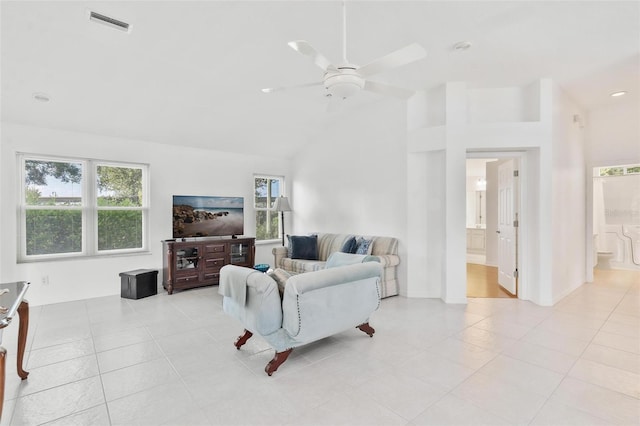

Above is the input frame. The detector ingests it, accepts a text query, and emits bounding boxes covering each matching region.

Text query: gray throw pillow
[355,237,373,255]
[289,235,318,260]
[340,236,358,253]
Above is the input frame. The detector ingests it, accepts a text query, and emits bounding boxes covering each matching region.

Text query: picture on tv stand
[173,195,244,238]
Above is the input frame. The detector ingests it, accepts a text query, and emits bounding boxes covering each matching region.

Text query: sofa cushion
[355,237,374,255]
[340,236,358,253]
[289,235,318,260]
[280,258,326,274]
[326,252,379,268]
[268,268,292,297]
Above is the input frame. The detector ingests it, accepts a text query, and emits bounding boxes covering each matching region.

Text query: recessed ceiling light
[261,88,274,93]
[33,92,50,102]
[453,41,472,51]
[610,91,627,97]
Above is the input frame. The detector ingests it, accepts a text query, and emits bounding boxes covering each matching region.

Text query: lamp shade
[274,196,291,212]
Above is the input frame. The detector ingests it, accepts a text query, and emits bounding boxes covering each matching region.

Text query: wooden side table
[0,281,30,420]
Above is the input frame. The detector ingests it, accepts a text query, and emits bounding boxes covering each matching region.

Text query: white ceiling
[2,1,639,158]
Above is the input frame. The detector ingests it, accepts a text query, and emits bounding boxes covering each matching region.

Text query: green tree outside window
[20,156,148,259]
[254,176,282,241]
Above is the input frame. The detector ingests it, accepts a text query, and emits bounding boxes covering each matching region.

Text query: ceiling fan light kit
[324,68,365,99]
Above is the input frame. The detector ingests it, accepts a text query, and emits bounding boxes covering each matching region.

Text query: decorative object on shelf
[274,196,292,246]
[254,263,270,273]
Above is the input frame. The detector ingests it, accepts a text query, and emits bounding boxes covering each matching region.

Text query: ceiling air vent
[89,11,130,32]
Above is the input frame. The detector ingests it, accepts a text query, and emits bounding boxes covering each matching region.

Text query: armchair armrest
[272,246,289,269]
[374,254,400,267]
[220,265,283,336]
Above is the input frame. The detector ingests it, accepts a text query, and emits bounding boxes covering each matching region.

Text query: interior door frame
[467,150,528,300]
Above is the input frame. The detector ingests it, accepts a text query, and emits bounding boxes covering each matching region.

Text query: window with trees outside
[19,154,149,261]
[254,175,283,241]
[599,165,640,176]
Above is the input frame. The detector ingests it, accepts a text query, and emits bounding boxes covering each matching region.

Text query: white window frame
[18,154,150,262]
[253,174,285,242]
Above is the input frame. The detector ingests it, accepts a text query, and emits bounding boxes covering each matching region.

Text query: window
[19,154,148,261]
[599,165,640,176]
[254,175,283,241]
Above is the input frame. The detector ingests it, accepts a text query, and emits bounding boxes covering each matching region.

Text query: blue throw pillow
[289,235,318,260]
[355,237,373,255]
[340,236,358,254]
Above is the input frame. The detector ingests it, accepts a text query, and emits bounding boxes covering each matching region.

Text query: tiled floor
[1,269,638,425]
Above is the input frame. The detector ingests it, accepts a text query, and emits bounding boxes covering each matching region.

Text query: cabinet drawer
[203,272,220,282]
[175,274,199,284]
[205,257,225,269]
[204,244,226,254]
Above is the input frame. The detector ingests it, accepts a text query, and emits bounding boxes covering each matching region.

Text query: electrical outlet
[41,275,49,285]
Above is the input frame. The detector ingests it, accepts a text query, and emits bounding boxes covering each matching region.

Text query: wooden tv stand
[161,237,255,294]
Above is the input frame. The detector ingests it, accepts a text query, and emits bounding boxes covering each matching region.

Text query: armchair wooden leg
[265,348,293,376]
[17,300,29,380]
[357,322,375,337]
[234,329,253,350]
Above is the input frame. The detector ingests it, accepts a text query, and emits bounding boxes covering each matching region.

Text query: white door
[498,160,517,295]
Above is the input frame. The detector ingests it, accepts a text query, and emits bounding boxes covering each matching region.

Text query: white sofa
[272,233,400,298]
[219,260,382,375]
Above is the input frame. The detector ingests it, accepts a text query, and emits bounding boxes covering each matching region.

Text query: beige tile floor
[0,269,638,425]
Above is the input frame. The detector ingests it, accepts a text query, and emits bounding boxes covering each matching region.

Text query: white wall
[406,150,441,297]
[290,100,409,294]
[586,99,640,168]
[405,79,589,306]
[549,85,587,303]
[0,123,290,306]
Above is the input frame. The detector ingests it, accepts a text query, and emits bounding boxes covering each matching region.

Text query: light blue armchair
[219,254,382,375]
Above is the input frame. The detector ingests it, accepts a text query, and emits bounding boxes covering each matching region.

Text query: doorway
[592,164,640,272]
[466,155,520,298]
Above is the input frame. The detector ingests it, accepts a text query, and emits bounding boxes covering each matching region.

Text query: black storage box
[119,269,158,300]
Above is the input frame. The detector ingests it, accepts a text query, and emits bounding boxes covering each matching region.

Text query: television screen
[173,195,244,238]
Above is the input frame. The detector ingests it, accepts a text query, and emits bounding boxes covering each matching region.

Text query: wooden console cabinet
[162,237,255,294]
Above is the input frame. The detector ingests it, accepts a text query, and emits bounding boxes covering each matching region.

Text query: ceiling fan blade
[288,40,337,72]
[358,43,427,78]
[261,81,323,94]
[364,80,416,99]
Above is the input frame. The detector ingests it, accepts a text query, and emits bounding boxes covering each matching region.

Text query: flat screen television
[173,195,244,238]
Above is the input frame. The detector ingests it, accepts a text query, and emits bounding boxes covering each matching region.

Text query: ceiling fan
[262,2,427,101]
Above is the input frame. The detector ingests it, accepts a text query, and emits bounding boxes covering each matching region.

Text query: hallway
[467,263,516,298]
